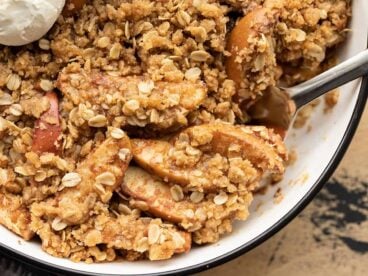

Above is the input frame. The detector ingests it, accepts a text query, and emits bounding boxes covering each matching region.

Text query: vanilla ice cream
[0,0,65,46]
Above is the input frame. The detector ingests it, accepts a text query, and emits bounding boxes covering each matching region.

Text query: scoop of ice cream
[0,0,65,46]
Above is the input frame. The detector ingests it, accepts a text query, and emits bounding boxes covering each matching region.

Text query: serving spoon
[248,49,368,131]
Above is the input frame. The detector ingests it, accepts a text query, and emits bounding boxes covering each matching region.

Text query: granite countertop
[1,108,367,276]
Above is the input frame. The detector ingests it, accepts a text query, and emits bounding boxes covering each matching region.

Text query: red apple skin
[32,91,62,154]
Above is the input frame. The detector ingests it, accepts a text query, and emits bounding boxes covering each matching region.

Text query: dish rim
[0,73,366,275]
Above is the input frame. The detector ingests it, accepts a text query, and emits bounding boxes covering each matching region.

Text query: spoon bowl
[248,49,368,131]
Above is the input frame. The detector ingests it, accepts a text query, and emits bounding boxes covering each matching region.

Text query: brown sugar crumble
[0,0,350,263]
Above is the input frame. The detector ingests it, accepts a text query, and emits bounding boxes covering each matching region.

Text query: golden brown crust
[100,215,191,260]
[32,209,191,261]
[122,166,253,244]
[0,193,34,240]
[274,0,350,84]
[31,136,132,225]
[57,66,207,131]
[132,123,286,193]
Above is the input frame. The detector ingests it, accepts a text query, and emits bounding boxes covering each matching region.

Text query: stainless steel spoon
[248,49,368,130]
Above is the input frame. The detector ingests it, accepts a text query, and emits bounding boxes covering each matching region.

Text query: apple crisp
[0,0,350,263]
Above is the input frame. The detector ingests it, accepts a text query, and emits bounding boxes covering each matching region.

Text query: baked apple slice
[122,167,195,223]
[226,7,279,101]
[132,123,287,193]
[57,68,207,131]
[32,91,62,154]
[31,136,132,225]
[122,166,253,244]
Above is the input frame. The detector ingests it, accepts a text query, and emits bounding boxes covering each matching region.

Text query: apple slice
[32,91,62,154]
[57,68,207,131]
[31,136,132,225]
[226,7,278,101]
[202,123,287,171]
[122,166,254,244]
[131,139,190,187]
[132,123,287,192]
[122,167,196,223]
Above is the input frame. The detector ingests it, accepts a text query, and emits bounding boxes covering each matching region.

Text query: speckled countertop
[1,108,367,276]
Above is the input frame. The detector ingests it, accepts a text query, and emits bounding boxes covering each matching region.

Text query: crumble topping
[0,0,350,263]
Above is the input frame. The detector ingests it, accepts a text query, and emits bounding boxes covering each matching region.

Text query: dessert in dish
[0,0,350,262]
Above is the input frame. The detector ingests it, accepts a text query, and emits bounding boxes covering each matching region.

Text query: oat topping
[57,67,207,131]
[0,0,350,263]
[61,172,82,188]
[132,123,287,193]
[122,166,253,243]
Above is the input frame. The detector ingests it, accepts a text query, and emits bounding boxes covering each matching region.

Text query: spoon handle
[288,49,368,108]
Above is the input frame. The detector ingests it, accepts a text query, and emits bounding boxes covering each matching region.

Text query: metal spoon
[248,49,368,130]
